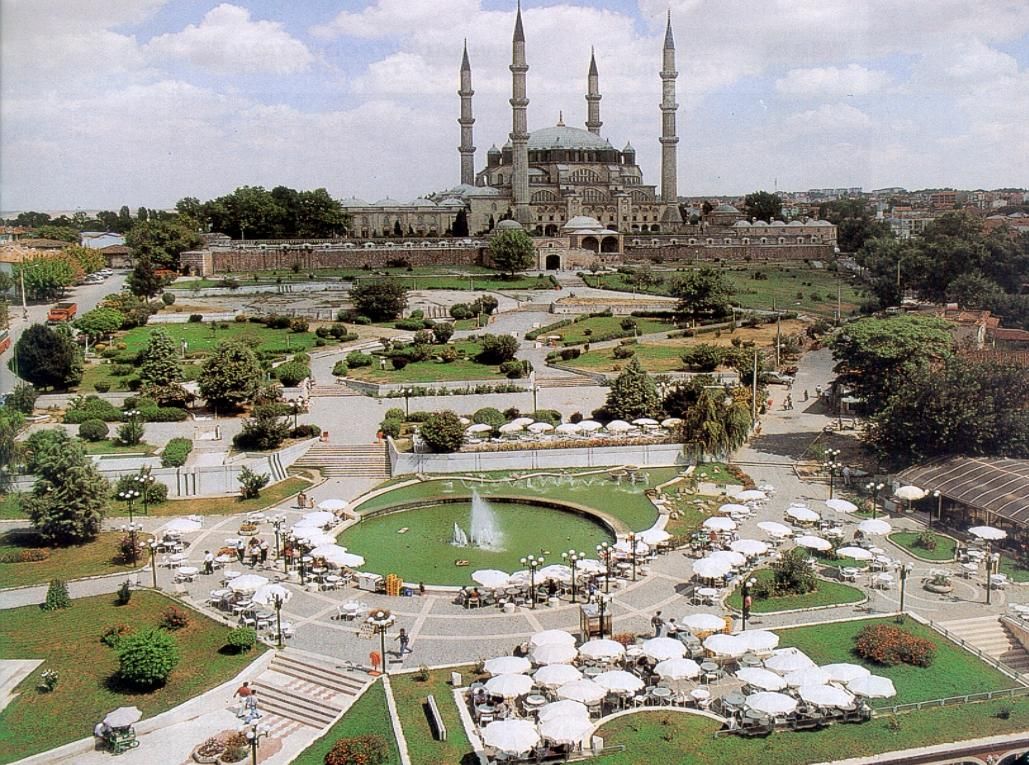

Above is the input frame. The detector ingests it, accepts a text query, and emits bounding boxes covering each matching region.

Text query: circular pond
[339,498,614,586]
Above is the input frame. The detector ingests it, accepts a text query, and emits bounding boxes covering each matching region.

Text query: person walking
[259,541,269,566]
[235,539,245,564]
[396,628,412,655]
[651,611,664,637]
[203,550,214,575]
[842,465,852,487]
[232,682,252,717]
[243,690,261,722]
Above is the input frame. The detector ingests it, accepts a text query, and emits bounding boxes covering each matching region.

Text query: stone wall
[205,246,484,275]
[624,244,835,262]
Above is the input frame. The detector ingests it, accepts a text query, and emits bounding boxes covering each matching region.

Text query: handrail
[878,685,1029,716]
[926,618,1026,683]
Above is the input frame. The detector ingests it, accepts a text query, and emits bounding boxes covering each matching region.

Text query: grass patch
[291,679,401,765]
[104,476,312,519]
[0,529,136,589]
[997,554,1029,583]
[117,322,319,356]
[81,439,157,456]
[0,590,264,763]
[0,493,25,520]
[725,569,865,613]
[346,341,512,384]
[388,274,556,291]
[390,667,477,765]
[888,532,957,561]
[543,315,675,345]
[78,362,201,393]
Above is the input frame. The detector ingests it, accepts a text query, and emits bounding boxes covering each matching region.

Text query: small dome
[563,215,608,233]
[340,197,369,208]
[771,219,786,226]
[732,220,751,227]
[811,219,832,226]
[496,219,523,230]
[713,203,739,213]
[623,141,635,152]
[786,220,804,226]
[488,144,501,155]
[372,197,403,207]
[439,197,465,207]
[751,220,768,226]
[409,197,436,207]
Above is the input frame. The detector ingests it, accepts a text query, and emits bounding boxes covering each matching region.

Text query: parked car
[760,371,794,385]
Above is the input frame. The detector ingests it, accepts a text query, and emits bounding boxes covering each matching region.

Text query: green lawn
[346,341,512,384]
[888,532,957,562]
[117,322,319,356]
[291,680,401,765]
[0,530,136,589]
[997,554,1029,583]
[78,362,201,393]
[379,274,557,291]
[355,468,680,533]
[0,591,265,763]
[81,439,157,456]
[561,342,689,373]
[544,315,675,346]
[104,476,312,518]
[725,569,865,613]
[390,667,478,765]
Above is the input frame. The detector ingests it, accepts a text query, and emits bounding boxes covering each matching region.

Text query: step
[536,377,597,388]
[309,386,363,397]
[250,681,339,728]
[270,654,368,696]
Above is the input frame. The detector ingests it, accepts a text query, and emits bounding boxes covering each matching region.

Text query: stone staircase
[939,615,1029,677]
[251,649,372,728]
[536,375,599,388]
[293,443,391,478]
[309,384,363,397]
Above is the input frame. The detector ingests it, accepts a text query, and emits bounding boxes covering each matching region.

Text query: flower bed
[854,624,936,667]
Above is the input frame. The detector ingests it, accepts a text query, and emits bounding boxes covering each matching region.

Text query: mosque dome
[732,220,751,227]
[340,197,369,208]
[563,215,608,233]
[409,197,437,207]
[527,125,612,151]
[372,197,403,207]
[713,203,739,214]
[496,219,524,231]
[439,197,466,207]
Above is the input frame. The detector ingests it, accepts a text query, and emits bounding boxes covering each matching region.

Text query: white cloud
[776,65,890,98]
[784,103,873,133]
[145,4,313,75]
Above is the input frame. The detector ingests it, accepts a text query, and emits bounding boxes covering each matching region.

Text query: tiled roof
[898,457,1029,525]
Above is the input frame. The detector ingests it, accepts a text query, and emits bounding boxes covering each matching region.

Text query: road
[0,271,128,393]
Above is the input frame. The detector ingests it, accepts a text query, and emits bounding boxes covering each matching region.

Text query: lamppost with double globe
[897,563,913,622]
[597,593,611,639]
[520,554,544,608]
[272,592,285,649]
[117,488,140,524]
[562,549,585,603]
[242,722,270,765]
[628,533,640,581]
[596,542,613,593]
[148,539,159,589]
[865,481,885,520]
[121,522,143,568]
[741,576,757,630]
[931,490,943,530]
[987,549,1000,606]
[823,448,841,499]
[134,469,156,516]
[271,516,286,561]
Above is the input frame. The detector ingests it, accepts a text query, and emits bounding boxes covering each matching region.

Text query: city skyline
[2,0,1027,211]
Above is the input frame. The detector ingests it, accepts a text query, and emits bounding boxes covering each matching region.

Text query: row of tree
[175,186,349,240]
[4,207,174,236]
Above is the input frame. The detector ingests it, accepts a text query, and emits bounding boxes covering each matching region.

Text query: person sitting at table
[93,721,111,749]
[203,550,214,575]
[665,617,679,637]
[458,586,469,606]
[547,580,558,598]
[495,700,510,719]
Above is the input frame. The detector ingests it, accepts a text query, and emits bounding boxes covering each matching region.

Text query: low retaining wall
[388,441,690,475]
[343,377,531,396]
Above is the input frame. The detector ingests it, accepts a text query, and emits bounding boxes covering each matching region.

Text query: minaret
[586,48,602,135]
[458,40,476,186]
[659,11,683,224]
[509,2,532,225]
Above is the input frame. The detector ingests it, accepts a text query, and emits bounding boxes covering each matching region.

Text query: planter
[217,755,248,765]
[193,747,223,764]
[924,581,953,594]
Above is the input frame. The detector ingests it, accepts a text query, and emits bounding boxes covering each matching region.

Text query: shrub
[161,292,175,306]
[681,344,724,372]
[915,530,938,551]
[559,348,581,361]
[406,411,433,422]
[225,626,258,653]
[160,606,190,631]
[221,732,249,763]
[93,381,111,393]
[854,624,936,667]
[390,356,409,370]
[353,315,371,325]
[432,323,454,344]
[346,351,373,368]
[531,409,561,425]
[620,317,637,331]
[188,314,203,323]
[116,419,145,446]
[478,334,519,363]
[290,424,322,439]
[418,411,465,453]
[78,419,109,441]
[438,345,459,363]
[329,322,351,339]
[275,361,310,387]
[42,579,71,611]
[413,329,434,346]
[612,344,635,359]
[237,466,270,499]
[290,317,310,333]
[472,407,505,428]
[324,735,390,765]
[141,406,189,422]
[449,303,472,320]
[194,737,226,761]
[499,360,524,378]
[117,627,180,688]
[332,360,348,377]
[116,579,133,605]
[161,437,193,467]
[117,535,143,566]
[379,418,402,439]
[385,407,406,421]
[39,669,59,692]
[101,624,132,648]
[316,325,332,338]
[16,548,50,562]
[394,318,425,331]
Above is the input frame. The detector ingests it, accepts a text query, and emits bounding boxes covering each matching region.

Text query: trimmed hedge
[160,438,193,468]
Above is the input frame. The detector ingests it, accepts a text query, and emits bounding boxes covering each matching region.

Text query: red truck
[0,329,10,354]
[47,302,77,323]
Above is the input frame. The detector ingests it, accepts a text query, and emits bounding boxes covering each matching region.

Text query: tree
[65,244,105,275]
[125,220,201,269]
[829,315,954,412]
[419,411,465,453]
[14,324,83,389]
[350,279,408,321]
[452,209,469,237]
[477,333,519,363]
[138,330,182,388]
[128,255,165,299]
[198,340,262,411]
[32,225,79,242]
[488,227,535,276]
[670,267,734,321]
[14,255,76,301]
[677,385,752,458]
[232,406,290,451]
[603,357,660,421]
[43,579,72,611]
[74,307,125,339]
[432,322,454,344]
[743,191,783,223]
[0,299,8,331]
[818,198,892,253]
[117,628,180,688]
[101,291,153,328]
[0,408,23,491]
[945,272,1005,310]
[0,270,13,295]
[7,382,39,414]
[237,466,270,498]
[680,344,725,372]
[23,431,108,544]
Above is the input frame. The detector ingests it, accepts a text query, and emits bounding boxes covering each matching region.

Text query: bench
[425,694,447,741]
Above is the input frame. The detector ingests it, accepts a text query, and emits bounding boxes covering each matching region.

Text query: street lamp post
[403,388,412,417]
[931,490,942,530]
[299,555,311,586]
[121,523,143,568]
[596,542,612,593]
[289,399,299,429]
[898,563,913,622]
[273,593,285,649]
[629,533,639,581]
[823,448,841,499]
[532,385,541,413]
[271,517,285,560]
[520,554,544,608]
[117,489,140,524]
[562,550,584,603]
[242,723,270,765]
[741,576,756,630]
[134,469,155,516]
[986,547,1000,606]
[148,540,159,589]
[865,481,885,520]
[597,593,611,639]
[282,533,292,575]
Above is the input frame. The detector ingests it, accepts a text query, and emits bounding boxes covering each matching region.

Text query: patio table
[723,691,746,709]
[223,570,241,580]
[690,688,711,703]
[339,602,361,620]
[175,566,199,581]
[697,587,719,604]
[739,654,763,668]
[649,687,673,704]
[841,568,860,582]
[523,694,547,714]
[582,667,604,678]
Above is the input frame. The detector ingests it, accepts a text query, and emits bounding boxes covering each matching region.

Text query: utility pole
[775,315,781,368]
[836,283,842,326]
[19,267,28,320]
[751,349,758,426]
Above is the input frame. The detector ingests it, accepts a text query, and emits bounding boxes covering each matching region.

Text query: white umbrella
[654,658,701,680]
[795,535,832,552]
[736,629,779,653]
[538,699,589,723]
[594,670,644,693]
[745,692,797,716]
[823,663,871,684]
[785,667,832,688]
[969,525,1007,541]
[251,583,292,606]
[642,637,687,661]
[577,420,603,432]
[895,485,926,501]
[703,516,737,532]
[605,420,633,432]
[296,511,336,527]
[660,418,682,428]
[163,518,202,534]
[733,489,767,502]
[292,529,335,546]
[317,499,348,512]
[528,422,554,433]
[330,552,365,568]
[736,667,786,691]
[703,633,748,658]
[731,539,768,557]
[632,418,659,426]
[481,719,539,755]
[799,684,854,708]
[679,613,726,632]
[638,528,672,546]
[709,550,747,567]
[510,417,536,428]
[532,643,578,665]
[498,422,524,433]
[484,656,532,676]
[614,539,650,555]
[786,506,820,523]
[858,519,892,536]
[837,546,874,561]
[459,417,471,425]
[484,673,534,699]
[555,423,582,434]
[309,543,348,558]
[103,706,142,728]
[694,556,732,579]
[472,569,511,588]
[847,674,896,699]
[557,679,606,704]
[466,423,493,433]
[718,503,750,515]
[758,521,794,538]
[539,715,593,746]
[537,565,574,582]
[765,647,816,674]
[575,558,606,575]
[228,574,269,592]
[578,639,625,661]
[825,498,858,513]
[533,664,582,688]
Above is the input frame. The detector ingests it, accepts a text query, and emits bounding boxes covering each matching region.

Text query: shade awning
[898,456,1029,525]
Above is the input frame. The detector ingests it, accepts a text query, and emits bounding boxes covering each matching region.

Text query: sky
[1,0,1028,212]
